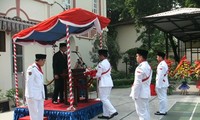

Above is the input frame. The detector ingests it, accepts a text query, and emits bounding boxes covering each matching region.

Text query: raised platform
[14,99,102,120]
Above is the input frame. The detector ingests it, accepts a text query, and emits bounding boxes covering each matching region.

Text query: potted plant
[0,89,6,100]
[166,58,176,95]
[5,88,23,107]
[190,60,200,94]
[173,56,194,95]
[0,89,10,112]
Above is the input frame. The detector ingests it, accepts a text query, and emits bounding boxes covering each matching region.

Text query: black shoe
[156,111,160,113]
[52,101,59,104]
[98,115,110,119]
[154,112,167,115]
[110,112,118,119]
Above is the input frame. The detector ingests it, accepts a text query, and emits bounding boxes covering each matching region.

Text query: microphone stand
[74,52,87,69]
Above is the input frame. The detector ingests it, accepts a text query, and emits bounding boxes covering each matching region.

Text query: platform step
[19,116,48,120]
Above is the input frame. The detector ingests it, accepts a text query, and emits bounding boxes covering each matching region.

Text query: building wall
[0,33,13,92]
[116,24,142,72]
[20,0,48,20]
[0,0,107,93]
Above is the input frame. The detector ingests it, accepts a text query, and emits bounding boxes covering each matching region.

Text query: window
[77,28,97,39]
[12,42,23,73]
[0,31,6,52]
[63,0,71,9]
[92,0,98,14]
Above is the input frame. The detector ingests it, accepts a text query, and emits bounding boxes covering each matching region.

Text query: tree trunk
[168,34,180,62]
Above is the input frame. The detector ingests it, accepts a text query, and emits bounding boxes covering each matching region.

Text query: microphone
[71,51,78,53]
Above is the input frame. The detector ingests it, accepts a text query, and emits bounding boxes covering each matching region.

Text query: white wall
[0,0,15,14]
[0,34,13,93]
[76,0,92,11]
[74,38,95,67]
[20,0,49,20]
[116,24,142,72]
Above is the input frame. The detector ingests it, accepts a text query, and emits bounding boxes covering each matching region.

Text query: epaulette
[138,64,142,67]
[28,65,36,70]
[32,66,36,68]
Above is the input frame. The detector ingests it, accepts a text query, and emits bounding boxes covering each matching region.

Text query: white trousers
[99,87,117,116]
[135,98,150,120]
[156,87,168,113]
[26,98,44,120]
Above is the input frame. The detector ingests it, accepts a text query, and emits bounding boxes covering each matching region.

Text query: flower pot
[178,81,190,90]
[150,84,157,96]
[196,80,200,89]
[0,99,10,112]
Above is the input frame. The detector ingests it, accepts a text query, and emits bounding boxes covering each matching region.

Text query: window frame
[11,34,24,73]
[64,0,72,9]
[0,31,6,52]
[92,0,98,14]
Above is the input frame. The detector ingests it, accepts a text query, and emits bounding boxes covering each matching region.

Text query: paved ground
[1,85,200,120]
[160,102,200,120]
[91,85,200,120]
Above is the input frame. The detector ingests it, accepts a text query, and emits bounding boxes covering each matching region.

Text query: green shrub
[5,88,23,107]
[0,89,6,100]
[111,70,126,79]
[111,70,133,79]
[113,79,133,88]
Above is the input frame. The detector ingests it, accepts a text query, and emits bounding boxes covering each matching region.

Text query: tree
[89,30,121,70]
[88,0,126,71]
[123,0,200,62]
[89,31,108,66]
[107,0,132,24]
[106,0,200,68]
[105,0,132,71]
[184,0,200,7]
[107,27,121,70]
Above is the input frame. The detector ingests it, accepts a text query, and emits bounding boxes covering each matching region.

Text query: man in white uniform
[155,52,169,115]
[96,49,118,119]
[130,49,152,120]
[25,54,46,120]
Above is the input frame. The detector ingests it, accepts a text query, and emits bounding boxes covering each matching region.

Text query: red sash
[102,68,111,75]
[142,69,152,82]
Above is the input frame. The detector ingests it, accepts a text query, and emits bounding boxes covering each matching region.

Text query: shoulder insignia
[137,71,141,73]
[159,68,162,70]
[28,72,32,75]
[32,66,36,68]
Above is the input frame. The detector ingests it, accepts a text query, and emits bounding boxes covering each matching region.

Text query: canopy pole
[66,25,75,111]
[99,32,102,49]
[13,41,19,107]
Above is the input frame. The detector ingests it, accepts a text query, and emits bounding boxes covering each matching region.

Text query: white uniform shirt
[130,61,152,99]
[25,63,45,100]
[95,59,113,87]
[156,60,169,88]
